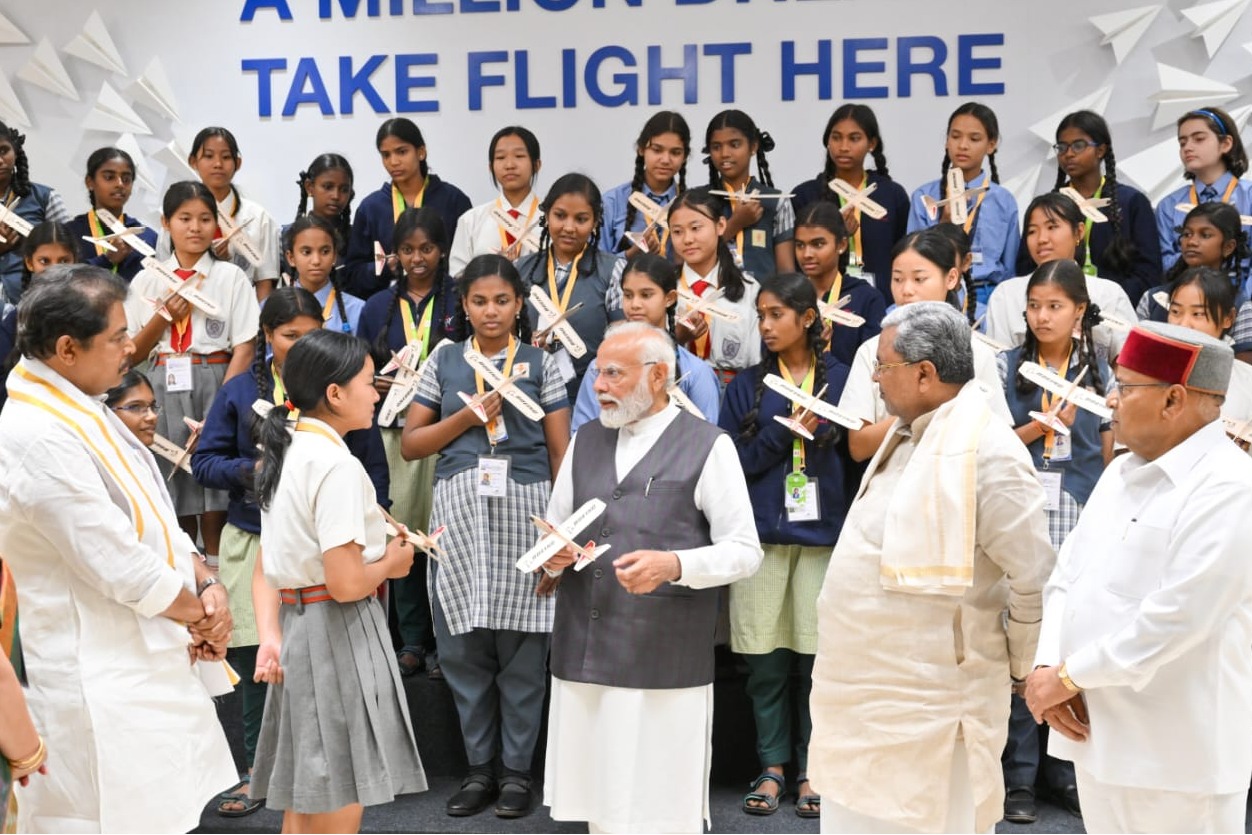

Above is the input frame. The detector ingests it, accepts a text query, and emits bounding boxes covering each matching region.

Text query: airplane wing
[801,398,864,430]
[149,435,192,472]
[763,373,810,405]
[1223,417,1252,444]
[490,205,524,237]
[828,178,857,201]
[95,207,156,256]
[218,213,264,267]
[529,286,564,326]
[679,287,739,323]
[380,378,418,426]
[1064,386,1114,419]
[831,179,887,219]
[971,330,1010,353]
[668,383,705,419]
[173,279,222,317]
[1018,361,1111,419]
[628,191,666,224]
[84,234,118,253]
[464,349,508,387]
[554,498,606,541]
[464,350,546,420]
[0,203,33,238]
[1060,188,1108,223]
[516,530,566,573]
[499,383,546,421]
[552,321,587,358]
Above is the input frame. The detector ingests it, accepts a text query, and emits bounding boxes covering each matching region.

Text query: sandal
[742,771,786,816]
[397,645,425,677]
[216,774,263,818]
[795,773,820,819]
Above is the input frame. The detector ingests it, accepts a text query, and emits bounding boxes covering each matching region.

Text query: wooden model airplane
[667,372,705,419]
[380,505,446,559]
[1059,187,1110,223]
[490,205,542,258]
[828,178,887,219]
[1018,362,1112,435]
[373,241,399,276]
[818,293,867,328]
[624,191,669,252]
[677,286,740,329]
[141,256,222,320]
[921,167,990,225]
[377,342,424,425]
[516,498,610,573]
[149,417,203,479]
[215,213,264,268]
[460,349,545,421]
[0,200,32,242]
[529,286,587,358]
[763,373,863,438]
[1175,203,1252,225]
[1152,290,1170,311]
[708,187,795,200]
[1223,416,1252,447]
[86,208,155,256]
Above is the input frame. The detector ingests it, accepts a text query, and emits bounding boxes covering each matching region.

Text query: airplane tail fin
[574,543,612,572]
[458,391,488,423]
[921,195,939,220]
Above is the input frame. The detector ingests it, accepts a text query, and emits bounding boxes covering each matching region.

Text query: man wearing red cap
[1025,321,1252,833]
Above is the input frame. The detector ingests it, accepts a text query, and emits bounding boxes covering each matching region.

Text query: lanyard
[962,183,988,235]
[392,180,426,222]
[399,291,437,362]
[87,209,120,269]
[835,173,865,268]
[496,195,538,249]
[680,269,715,359]
[1038,342,1073,462]
[779,356,816,472]
[169,269,197,353]
[722,179,749,263]
[472,335,517,444]
[294,419,346,449]
[1078,177,1104,276]
[546,249,585,313]
[321,288,338,324]
[1189,177,1239,208]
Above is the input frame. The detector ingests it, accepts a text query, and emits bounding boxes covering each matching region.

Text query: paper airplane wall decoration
[1028,86,1113,151]
[82,82,150,135]
[130,57,180,123]
[114,134,157,194]
[0,10,30,45]
[1118,135,1190,203]
[1148,63,1237,130]
[154,138,198,180]
[0,74,30,129]
[17,38,79,101]
[1089,5,1163,64]
[1003,163,1044,215]
[1182,0,1252,58]
[63,11,127,76]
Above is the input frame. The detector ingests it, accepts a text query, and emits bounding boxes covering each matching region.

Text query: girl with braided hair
[599,110,690,257]
[280,153,355,277]
[719,272,856,820]
[450,126,543,275]
[907,102,1019,308]
[0,120,71,303]
[283,214,364,335]
[706,109,796,277]
[790,105,910,301]
[68,147,159,282]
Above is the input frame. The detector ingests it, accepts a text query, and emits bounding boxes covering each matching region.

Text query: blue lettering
[842,37,888,99]
[562,49,577,107]
[282,58,334,116]
[592,0,642,7]
[467,51,508,111]
[516,51,557,109]
[242,58,287,118]
[646,45,697,105]
[240,0,293,21]
[958,33,1004,96]
[339,55,389,114]
[396,53,438,112]
[675,0,713,6]
[585,46,636,107]
[533,0,577,10]
[411,0,453,14]
[460,0,500,12]
[780,40,831,101]
[702,42,750,102]
[318,0,401,17]
[897,36,948,97]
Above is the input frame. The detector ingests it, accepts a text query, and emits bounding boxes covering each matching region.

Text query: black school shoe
[446,767,498,817]
[1003,786,1038,823]
[495,769,534,818]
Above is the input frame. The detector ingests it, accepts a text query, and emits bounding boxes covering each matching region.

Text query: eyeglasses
[872,359,920,374]
[1111,380,1171,393]
[1052,140,1097,155]
[113,403,161,416]
[597,361,658,383]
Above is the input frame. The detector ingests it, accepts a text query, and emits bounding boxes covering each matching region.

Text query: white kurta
[983,272,1137,356]
[0,360,236,833]
[543,403,762,834]
[1037,420,1252,803]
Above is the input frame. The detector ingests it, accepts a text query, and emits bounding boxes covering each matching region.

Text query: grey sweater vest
[550,410,722,689]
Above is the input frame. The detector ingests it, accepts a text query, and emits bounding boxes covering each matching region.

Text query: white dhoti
[1075,767,1247,834]
[543,677,712,834]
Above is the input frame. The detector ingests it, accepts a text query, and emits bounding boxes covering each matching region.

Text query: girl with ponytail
[600,110,691,257]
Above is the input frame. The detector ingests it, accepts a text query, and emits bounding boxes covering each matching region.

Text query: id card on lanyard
[546,252,584,383]
[780,358,821,523]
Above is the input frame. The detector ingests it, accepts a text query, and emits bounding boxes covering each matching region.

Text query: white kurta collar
[1122,419,1227,486]
[620,402,681,441]
[20,356,110,410]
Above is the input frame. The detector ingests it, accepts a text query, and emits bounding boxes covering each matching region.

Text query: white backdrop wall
[1,1,1250,226]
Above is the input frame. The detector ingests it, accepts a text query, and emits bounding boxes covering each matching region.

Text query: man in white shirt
[1026,320,1252,833]
[0,266,238,832]
[541,321,762,833]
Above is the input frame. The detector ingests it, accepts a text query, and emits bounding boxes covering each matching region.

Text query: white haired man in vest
[539,321,762,834]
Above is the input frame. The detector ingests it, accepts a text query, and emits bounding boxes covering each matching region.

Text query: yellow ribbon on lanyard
[496,195,539,252]
[1189,177,1239,208]
[1076,177,1105,277]
[722,180,748,265]
[399,294,436,362]
[546,249,585,314]
[392,180,426,222]
[962,184,988,235]
[1038,342,1073,462]
[778,356,816,472]
[471,334,517,443]
[837,173,865,270]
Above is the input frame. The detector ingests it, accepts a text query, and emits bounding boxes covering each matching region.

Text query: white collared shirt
[676,262,761,371]
[450,191,542,275]
[125,251,259,356]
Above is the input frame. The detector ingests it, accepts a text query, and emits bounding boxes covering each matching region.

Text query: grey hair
[880,301,974,384]
[17,265,128,361]
[603,320,678,381]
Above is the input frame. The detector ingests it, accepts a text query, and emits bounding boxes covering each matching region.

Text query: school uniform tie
[505,208,520,245]
[1201,185,1219,203]
[169,269,196,353]
[689,278,712,359]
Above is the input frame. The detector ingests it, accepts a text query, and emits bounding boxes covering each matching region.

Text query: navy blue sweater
[67,213,159,282]
[822,273,885,368]
[192,368,391,534]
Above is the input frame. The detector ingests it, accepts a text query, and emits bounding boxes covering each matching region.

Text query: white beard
[599,376,655,429]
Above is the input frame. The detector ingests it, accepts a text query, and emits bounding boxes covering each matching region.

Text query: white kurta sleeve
[673,434,763,589]
[546,431,577,525]
[11,433,185,619]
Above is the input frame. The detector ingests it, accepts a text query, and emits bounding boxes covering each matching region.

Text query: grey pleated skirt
[250,596,428,813]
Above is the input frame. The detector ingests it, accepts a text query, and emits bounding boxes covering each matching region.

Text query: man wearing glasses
[1026,320,1252,833]
[539,320,762,834]
[809,301,1053,833]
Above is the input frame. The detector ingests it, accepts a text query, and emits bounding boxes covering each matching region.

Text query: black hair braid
[717,241,748,303]
[677,160,687,194]
[1077,303,1106,397]
[8,127,30,199]
[624,153,645,232]
[988,151,1000,184]
[755,133,776,189]
[295,171,309,219]
[251,318,272,403]
[1231,229,1250,295]
[526,224,550,289]
[950,268,977,325]
[939,155,951,200]
[1052,164,1067,192]
[228,183,242,216]
[870,145,890,178]
[328,265,349,330]
[821,154,837,190]
[705,154,719,188]
[665,302,677,338]
[1099,148,1136,276]
[738,357,772,440]
[371,286,404,369]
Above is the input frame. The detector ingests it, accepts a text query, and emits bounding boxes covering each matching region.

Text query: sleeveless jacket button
[590,608,600,620]
[612,490,622,500]
[601,527,611,537]
[593,568,603,579]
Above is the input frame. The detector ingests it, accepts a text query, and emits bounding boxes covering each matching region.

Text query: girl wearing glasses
[105,370,160,448]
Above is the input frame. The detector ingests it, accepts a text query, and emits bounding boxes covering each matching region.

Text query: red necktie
[505,208,521,245]
[689,280,712,359]
[169,269,196,353]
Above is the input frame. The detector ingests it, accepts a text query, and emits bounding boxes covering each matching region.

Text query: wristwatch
[1057,662,1081,693]
[197,576,222,597]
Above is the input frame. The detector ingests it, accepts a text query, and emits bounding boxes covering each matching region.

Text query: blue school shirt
[357,275,460,358]
[907,172,1020,303]
[718,352,856,546]
[819,273,886,368]
[570,346,721,433]
[307,282,365,336]
[1000,345,1109,505]
[717,176,795,280]
[791,171,910,302]
[342,175,471,298]
[600,180,678,255]
[191,368,390,534]
[67,212,159,283]
[1155,172,1252,273]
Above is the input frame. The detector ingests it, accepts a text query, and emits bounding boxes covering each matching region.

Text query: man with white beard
[540,321,762,834]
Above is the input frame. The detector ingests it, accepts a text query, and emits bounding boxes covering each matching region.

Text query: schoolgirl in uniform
[515,173,624,402]
[125,180,259,568]
[401,254,570,819]
[68,147,158,282]
[193,287,391,818]
[791,104,909,300]
[600,110,691,257]
[284,214,364,335]
[705,109,795,277]
[344,118,471,298]
[720,273,855,821]
[1142,203,1247,321]
[907,102,1019,307]
[985,193,1136,353]
[999,260,1110,818]
[105,370,158,447]
[159,127,281,301]
[840,228,1012,462]
[1020,111,1161,305]
[0,120,71,303]
[668,187,762,389]
[357,207,461,680]
[450,126,543,274]
[281,153,355,277]
[571,253,721,431]
[1155,107,1252,271]
[0,224,78,407]
[251,329,426,834]
[793,201,884,366]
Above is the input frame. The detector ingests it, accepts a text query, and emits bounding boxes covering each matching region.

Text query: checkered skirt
[1046,489,1082,552]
